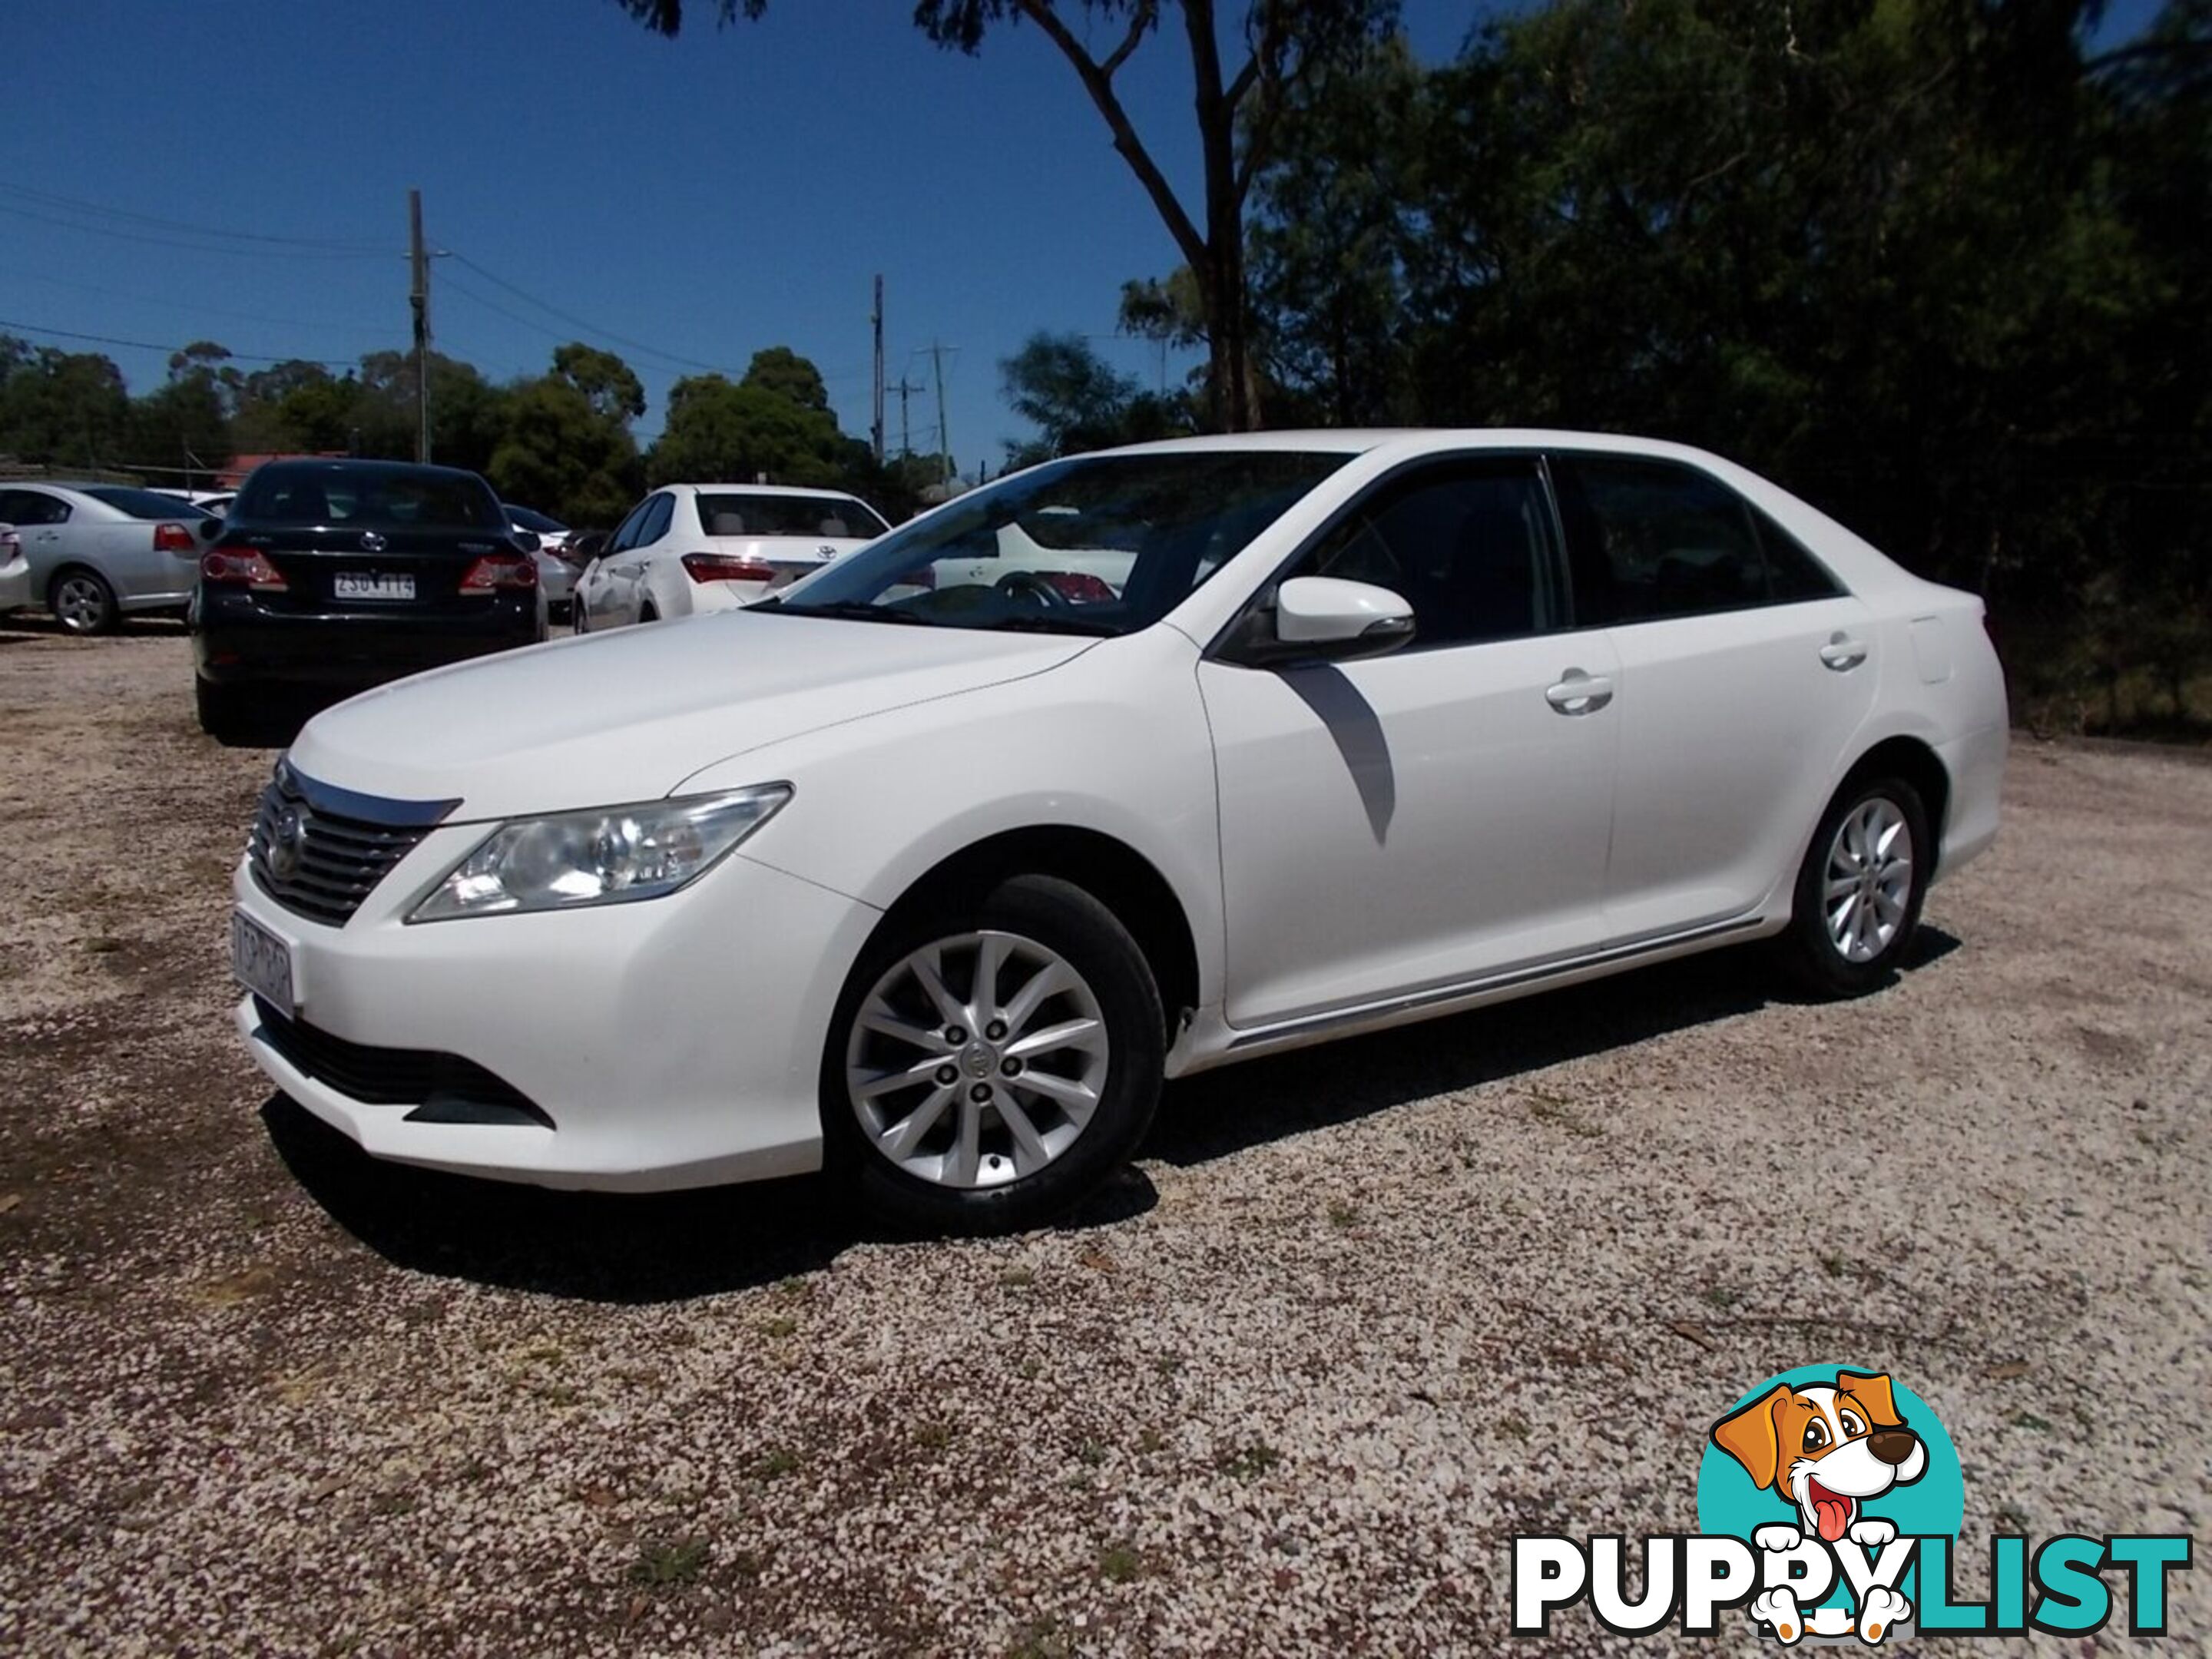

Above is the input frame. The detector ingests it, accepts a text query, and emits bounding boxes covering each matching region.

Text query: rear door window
[0,489,71,525]
[1551,454,1839,622]
[635,493,675,547]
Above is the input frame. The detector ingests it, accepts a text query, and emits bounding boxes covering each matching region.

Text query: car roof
[248,459,489,484]
[1096,428,1747,469]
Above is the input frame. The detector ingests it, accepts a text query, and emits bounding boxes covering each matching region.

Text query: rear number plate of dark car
[334,571,414,601]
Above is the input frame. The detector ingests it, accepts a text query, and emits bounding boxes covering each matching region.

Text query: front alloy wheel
[826,875,1164,1232]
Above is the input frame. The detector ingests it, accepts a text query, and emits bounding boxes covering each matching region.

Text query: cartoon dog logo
[1711,1370,1927,1643]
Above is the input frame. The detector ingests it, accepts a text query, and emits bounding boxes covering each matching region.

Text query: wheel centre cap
[960,1041,996,1081]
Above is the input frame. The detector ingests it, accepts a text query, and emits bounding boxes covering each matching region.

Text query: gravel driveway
[2,621,2206,1656]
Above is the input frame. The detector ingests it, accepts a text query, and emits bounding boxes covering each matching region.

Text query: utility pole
[894,376,924,459]
[409,189,430,463]
[870,275,886,465]
[929,341,951,485]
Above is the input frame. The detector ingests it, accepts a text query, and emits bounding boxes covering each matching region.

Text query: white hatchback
[228,431,2006,1231]
[574,483,890,631]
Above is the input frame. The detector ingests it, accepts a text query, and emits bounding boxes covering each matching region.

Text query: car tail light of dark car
[459,552,538,593]
[682,553,776,584]
[200,549,289,591]
[154,522,197,553]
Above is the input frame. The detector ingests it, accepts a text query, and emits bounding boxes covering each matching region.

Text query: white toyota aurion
[229,432,2006,1230]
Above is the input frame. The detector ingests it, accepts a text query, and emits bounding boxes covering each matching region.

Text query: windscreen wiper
[973,613,1120,637]
[755,601,936,625]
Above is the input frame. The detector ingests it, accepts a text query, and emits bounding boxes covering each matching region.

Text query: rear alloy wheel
[825,875,1164,1233]
[1784,775,1931,996]
[50,569,118,636]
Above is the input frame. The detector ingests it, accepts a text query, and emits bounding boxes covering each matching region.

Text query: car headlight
[408,785,790,922]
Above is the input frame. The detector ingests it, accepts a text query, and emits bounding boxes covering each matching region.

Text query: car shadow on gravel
[260,1095,1158,1303]
[1146,929,1960,1167]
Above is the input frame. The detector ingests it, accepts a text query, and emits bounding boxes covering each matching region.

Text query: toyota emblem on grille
[818,545,838,558]
[269,806,309,879]
[359,530,386,552]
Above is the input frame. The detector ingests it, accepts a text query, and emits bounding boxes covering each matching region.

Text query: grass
[915,1423,953,1452]
[2012,1410,2053,1433]
[1527,1091,1606,1138]
[630,1538,710,1587]
[1075,1439,1107,1467]
[1217,1441,1282,1480]
[1701,1285,1740,1310]
[758,1313,799,1339]
[1098,1544,1144,1583]
[1000,1266,1037,1289]
[1326,1199,1359,1229]
[754,1447,801,1479]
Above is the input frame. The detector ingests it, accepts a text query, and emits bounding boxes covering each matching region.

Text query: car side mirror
[513,529,542,555]
[197,518,220,541]
[1223,576,1416,666]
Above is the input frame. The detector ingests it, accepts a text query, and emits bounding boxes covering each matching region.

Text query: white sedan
[574,483,889,630]
[226,430,2005,1232]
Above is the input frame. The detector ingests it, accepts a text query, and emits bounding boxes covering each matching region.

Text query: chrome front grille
[247,766,443,926]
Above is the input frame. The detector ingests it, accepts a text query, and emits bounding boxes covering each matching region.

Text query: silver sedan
[0,482,214,634]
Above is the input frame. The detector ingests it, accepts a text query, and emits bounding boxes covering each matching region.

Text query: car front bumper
[0,555,28,612]
[230,836,882,1190]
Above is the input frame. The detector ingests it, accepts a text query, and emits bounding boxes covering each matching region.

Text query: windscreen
[505,505,567,533]
[760,450,1351,637]
[697,493,890,540]
[237,465,505,529]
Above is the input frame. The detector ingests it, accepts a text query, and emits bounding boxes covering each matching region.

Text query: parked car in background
[562,528,609,571]
[153,488,237,517]
[0,482,214,634]
[573,485,889,631]
[225,430,2005,1232]
[0,525,28,614]
[505,505,576,622]
[190,459,544,739]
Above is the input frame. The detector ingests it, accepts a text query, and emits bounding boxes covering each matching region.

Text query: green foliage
[740,346,829,411]
[488,377,642,526]
[552,342,646,425]
[647,353,865,488]
[1229,0,2211,733]
[0,339,133,468]
[998,331,1193,465]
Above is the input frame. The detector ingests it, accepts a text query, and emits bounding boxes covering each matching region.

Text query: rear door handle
[1545,671,1614,715]
[1820,634,1867,671]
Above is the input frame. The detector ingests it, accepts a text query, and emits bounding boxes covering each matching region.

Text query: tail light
[199,549,288,591]
[154,522,197,554]
[682,553,775,584]
[459,552,538,593]
[1043,571,1114,604]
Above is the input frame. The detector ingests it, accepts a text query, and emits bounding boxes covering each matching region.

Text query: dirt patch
[2,628,2207,1655]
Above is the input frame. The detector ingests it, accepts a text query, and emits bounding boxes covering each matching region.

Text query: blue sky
[1,0,2166,486]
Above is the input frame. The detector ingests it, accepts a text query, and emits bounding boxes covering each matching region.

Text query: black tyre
[822,873,1164,1234]
[49,568,118,636]
[1783,774,1932,997]
[194,675,248,741]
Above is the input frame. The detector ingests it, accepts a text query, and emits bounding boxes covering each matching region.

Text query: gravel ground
[1,618,2207,1657]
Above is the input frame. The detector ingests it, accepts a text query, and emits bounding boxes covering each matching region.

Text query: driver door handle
[1545,671,1614,715]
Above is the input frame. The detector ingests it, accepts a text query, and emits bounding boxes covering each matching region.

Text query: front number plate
[334,571,414,601]
[231,909,295,1018]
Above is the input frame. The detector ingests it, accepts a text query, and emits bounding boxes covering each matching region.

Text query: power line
[0,200,394,261]
[0,180,391,253]
[442,250,739,376]
[0,317,357,367]
[0,262,389,342]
